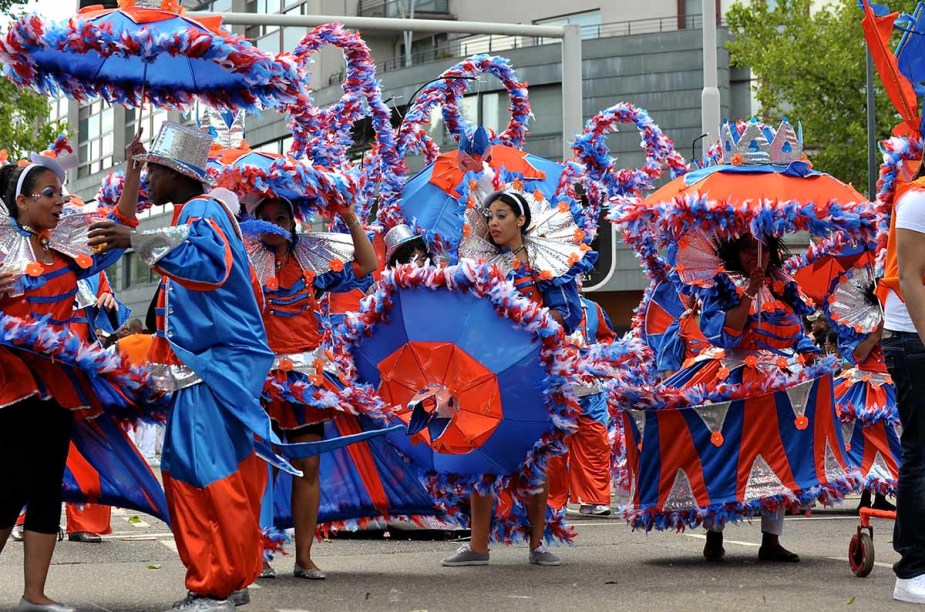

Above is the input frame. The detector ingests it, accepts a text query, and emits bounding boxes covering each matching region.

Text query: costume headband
[13,153,68,201]
[484,189,527,217]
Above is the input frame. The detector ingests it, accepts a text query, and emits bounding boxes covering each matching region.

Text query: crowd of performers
[0,4,916,612]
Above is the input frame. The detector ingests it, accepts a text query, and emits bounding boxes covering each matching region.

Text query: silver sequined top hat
[385,224,422,263]
[134,121,216,187]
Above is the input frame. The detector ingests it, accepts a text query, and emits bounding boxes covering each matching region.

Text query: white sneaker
[895,574,925,604]
[10,525,23,542]
[578,504,611,516]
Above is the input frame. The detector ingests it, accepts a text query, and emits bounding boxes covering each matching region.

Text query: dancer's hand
[97,292,117,311]
[127,129,146,174]
[746,268,766,297]
[88,221,134,250]
[0,265,17,295]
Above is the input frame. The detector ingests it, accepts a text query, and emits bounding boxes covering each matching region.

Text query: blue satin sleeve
[314,262,374,295]
[540,278,582,335]
[656,319,685,372]
[155,202,235,290]
[699,278,744,349]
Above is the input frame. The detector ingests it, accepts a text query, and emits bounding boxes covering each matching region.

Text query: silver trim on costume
[131,225,190,266]
[74,279,97,309]
[149,363,202,392]
[272,347,338,376]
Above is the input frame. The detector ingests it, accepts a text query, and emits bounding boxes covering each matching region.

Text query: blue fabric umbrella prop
[340,262,583,543]
[398,126,568,260]
[0,1,299,112]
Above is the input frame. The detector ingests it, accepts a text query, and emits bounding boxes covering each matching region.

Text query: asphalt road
[0,499,910,611]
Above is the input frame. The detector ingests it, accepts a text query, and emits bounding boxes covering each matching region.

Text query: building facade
[64,0,753,331]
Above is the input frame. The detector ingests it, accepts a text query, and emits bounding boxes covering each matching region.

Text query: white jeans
[133,422,163,461]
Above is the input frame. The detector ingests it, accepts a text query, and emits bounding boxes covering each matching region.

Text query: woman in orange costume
[0,153,135,612]
[248,196,377,579]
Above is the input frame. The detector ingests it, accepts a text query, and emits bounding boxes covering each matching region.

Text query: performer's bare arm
[897,227,925,343]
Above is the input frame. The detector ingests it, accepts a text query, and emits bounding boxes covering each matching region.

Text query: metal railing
[378,13,719,73]
[357,0,452,18]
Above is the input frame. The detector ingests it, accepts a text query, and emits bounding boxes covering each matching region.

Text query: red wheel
[849,531,875,577]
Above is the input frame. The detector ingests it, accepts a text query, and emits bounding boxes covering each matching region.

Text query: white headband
[12,153,68,202]
[14,164,37,201]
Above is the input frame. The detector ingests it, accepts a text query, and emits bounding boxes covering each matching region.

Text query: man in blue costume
[89,122,276,612]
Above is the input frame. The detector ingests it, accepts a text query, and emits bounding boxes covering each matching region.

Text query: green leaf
[127,516,142,524]
[147,564,161,570]
[846,596,856,606]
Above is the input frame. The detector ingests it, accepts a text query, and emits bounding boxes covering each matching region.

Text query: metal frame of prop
[196,12,583,161]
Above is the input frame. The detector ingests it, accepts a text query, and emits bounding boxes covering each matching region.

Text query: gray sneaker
[441,543,489,566]
[529,545,561,566]
[579,504,611,516]
[167,594,234,612]
[229,588,249,607]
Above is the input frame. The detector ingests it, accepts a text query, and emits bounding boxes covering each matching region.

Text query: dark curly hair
[716,234,789,274]
[0,164,53,220]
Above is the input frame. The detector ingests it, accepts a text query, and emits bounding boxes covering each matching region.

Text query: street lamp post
[701,0,721,156]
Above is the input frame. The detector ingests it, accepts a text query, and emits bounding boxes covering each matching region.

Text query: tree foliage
[0,0,68,158]
[725,0,918,196]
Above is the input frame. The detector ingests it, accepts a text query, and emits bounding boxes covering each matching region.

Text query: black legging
[0,396,73,534]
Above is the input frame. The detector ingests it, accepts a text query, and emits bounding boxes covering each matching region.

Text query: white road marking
[160,539,178,553]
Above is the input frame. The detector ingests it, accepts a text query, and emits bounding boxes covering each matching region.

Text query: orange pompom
[731,153,744,166]
[744,355,758,368]
[462,225,472,238]
[75,254,93,269]
[302,269,316,285]
[794,415,809,430]
[533,189,545,202]
[538,269,553,281]
[466,196,476,209]
[710,431,724,447]
[512,179,524,191]
[567,253,580,266]
[717,367,730,380]
[25,262,43,277]
[278,358,294,372]
[329,258,345,272]
[266,276,279,291]
[309,373,324,386]
[573,228,586,242]
[776,357,788,369]
[557,201,570,213]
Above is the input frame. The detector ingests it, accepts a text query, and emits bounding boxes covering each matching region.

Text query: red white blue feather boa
[378,54,532,229]
[614,193,880,250]
[0,312,165,423]
[875,135,922,271]
[335,261,582,544]
[0,12,300,112]
[212,156,360,223]
[570,102,687,199]
[282,23,399,223]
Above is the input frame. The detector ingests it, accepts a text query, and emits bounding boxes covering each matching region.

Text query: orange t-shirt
[117,333,154,367]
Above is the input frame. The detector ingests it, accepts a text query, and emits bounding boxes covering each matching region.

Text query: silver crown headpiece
[719,118,804,166]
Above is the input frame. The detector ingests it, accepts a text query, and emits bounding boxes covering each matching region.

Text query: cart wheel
[849,531,875,577]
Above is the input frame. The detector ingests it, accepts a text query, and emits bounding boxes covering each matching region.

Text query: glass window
[101,107,114,133]
[535,10,602,41]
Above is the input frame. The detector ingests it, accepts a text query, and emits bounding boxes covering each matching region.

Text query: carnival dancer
[246,194,376,580]
[442,188,585,567]
[548,297,617,516]
[668,233,817,562]
[88,122,275,612]
[0,151,135,612]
